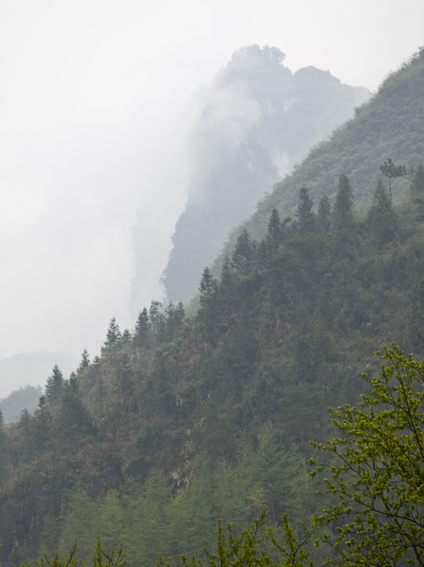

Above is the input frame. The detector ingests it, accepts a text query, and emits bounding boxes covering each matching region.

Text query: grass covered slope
[1,168,424,566]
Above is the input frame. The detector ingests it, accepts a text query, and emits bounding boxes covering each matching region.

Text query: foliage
[309,344,424,566]
[212,46,424,272]
[27,539,126,567]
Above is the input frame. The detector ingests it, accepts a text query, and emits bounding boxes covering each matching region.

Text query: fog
[0,0,423,390]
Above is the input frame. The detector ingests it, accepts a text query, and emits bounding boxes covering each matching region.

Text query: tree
[295,186,315,234]
[410,164,424,196]
[77,348,90,373]
[31,395,51,450]
[102,318,122,353]
[232,229,257,274]
[380,157,407,201]
[367,178,397,245]
[45,364,64,405]
[317,196,332,236]
[333,173,354,231]
[57,375,92,443]
[309,344,424,566]
[134,307,150,347]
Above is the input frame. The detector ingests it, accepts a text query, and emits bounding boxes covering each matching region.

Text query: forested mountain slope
[211,47,424,271]
[137,45,368,306]
[1,162,424,566]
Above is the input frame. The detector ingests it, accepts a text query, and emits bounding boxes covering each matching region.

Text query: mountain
[0,385,43,424]
[0,351,78,400]
[1,48,424,567]
[131,45,369,307]
[210,46,424,270]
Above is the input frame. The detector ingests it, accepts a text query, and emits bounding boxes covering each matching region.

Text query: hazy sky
[0,0,423,363]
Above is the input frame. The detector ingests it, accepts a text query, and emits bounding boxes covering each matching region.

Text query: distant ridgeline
[211,46,424,275]
[133,45,369,306]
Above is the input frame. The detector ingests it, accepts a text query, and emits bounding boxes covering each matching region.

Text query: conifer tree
[45,364,64,405]
[57,375,92,443]
[295,186,315,233]
[317,195,332,236]
[232,229,257,274]
[77,348,90,373]
[199,267,218,306]
[121,328,132,343]
[31,395,51,450]
[333,173,354,231]
[265,208,286,256]
[134,307,150,347]
[149,301,164,335]
[102,318,122,353]
[368,179,397,245]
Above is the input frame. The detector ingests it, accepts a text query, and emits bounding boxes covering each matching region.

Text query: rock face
[133,45,370,306]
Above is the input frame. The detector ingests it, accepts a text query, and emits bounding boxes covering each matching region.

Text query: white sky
[0,0,423,362]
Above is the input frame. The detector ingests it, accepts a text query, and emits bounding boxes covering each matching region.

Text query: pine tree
[31,395,51,450]
[149,301,164,335]
[333,173,354,231]
[266,208,284,254]
[45,364,64,405]
[121,328,132,343]
[134,307,150,347]
[368,179,397,246]
[317,195,332,235]
[199,267,218,306]
[295,186,315,233]
[232,229,257,274]
[57,376,92,444]
[102,318,122,353]
[77,348,90,373]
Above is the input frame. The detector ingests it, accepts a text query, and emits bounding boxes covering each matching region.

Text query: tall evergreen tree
[317,195,332,236]
[367,179,397,246]
[102,318,122,353]
[199,267,218,306]
[31,395,51,450]
[333,173,354,231]
[134,307,150,347]
[149,301,164,335]
[57,376,92,444]
[232,229,257,274]
[295,186,315,233]
[77,348,90,373]
[45,364,64,405]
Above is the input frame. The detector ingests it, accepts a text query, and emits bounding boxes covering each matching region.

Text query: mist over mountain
[0,352,78,399]
[148,45,369,305]
[1,45,424,567]
[212,47,424,268]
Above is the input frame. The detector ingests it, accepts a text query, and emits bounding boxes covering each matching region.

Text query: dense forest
[1,47,424,567]
[1,161,424,565]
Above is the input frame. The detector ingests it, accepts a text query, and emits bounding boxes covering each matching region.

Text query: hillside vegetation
[210,47,424,277]
[136,44,369,306]
[1,160,424,565]
[1,47,424,567]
